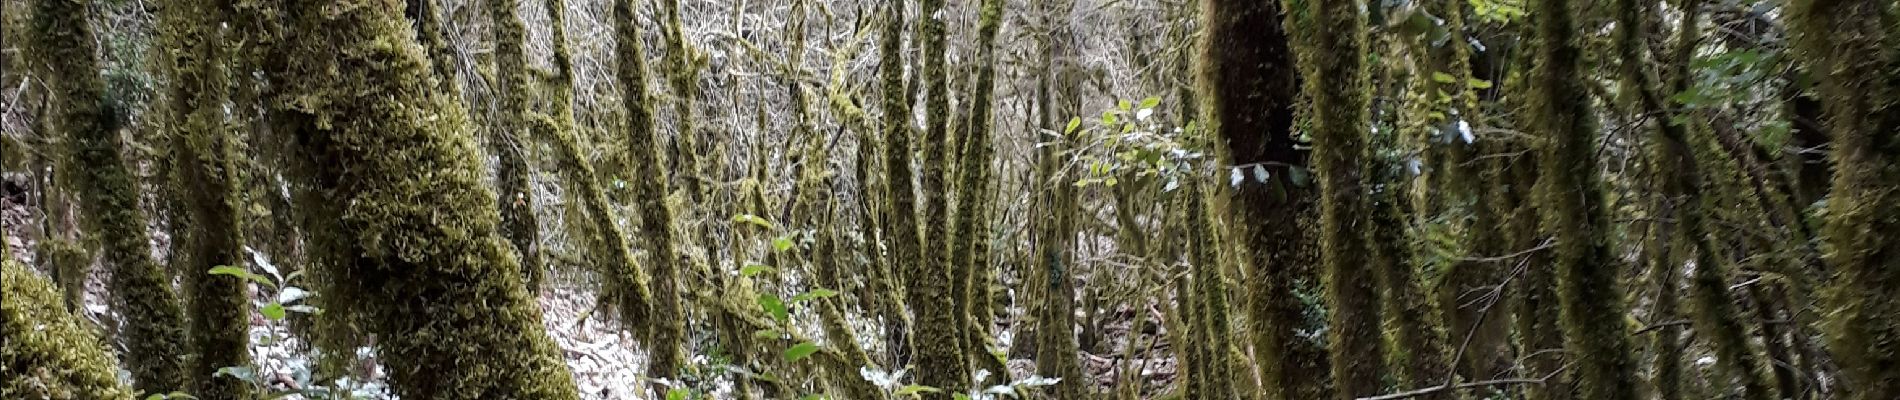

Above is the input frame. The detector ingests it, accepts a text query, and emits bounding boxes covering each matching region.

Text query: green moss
[30,0,190,392]
[3,258,136,400]
[1786,0,1900,398]
[258,0,581,397]
[159,0,256,396]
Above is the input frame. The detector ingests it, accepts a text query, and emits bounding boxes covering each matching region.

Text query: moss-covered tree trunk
[909,0,970,394]
[1198,0,1329,398]
[1786,0,1900,398]
[1296,0,1384,397]
[259,0,581,397]
[29,0,190,392]
[607,0,686,388]
[949,0,1007,381]
[1527,0,1640,396]
[649,0,696,385]
[3,253,136,400]
[487,0,547,291]
[1184,177,1239,399]
[1029,1,1088,397]
[160,0,255,396]
[879,0,922,372]
[1370,66,1451,400]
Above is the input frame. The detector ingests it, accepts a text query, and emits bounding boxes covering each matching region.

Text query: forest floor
[0,178,1180,399]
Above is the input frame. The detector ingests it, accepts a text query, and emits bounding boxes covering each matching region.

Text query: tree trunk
[30,0,190,391]
[259,0,582,397]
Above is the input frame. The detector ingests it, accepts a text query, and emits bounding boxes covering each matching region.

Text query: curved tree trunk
[258,0,582,397]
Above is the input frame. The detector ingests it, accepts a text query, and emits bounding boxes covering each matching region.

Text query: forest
[0,0,1895,399]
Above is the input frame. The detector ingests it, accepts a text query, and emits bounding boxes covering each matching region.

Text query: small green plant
[196,248,385,399]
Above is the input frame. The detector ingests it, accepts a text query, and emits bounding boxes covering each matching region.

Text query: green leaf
[790,288,840,303]
[215,366,260,384]
[772,235,796,253]
[740,263,775,277]
[1117,99,1132,111]
[754,328,782,339]
[1431,71,1458,83]
[1064,117,1081,134]
[1139,96,1163,109]
[758,294,789,324]
[666,388,690,400]
[895,385,941,395]
[208,266,273,288]
[1467,78,1494,89]
[730,214,776,229]
[261,303,286,321]
[1101,110,1118,125]
[782,342,820,363]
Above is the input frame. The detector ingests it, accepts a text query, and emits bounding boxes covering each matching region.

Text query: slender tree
[487,0,547,291]
[608,0,687,388]
[1527,0,1641,396]
[880,0,923,371]
[257,0,581,396]
[1029,1,1089,397]
[908,0,971,394]
[949,0,1008,380]
[29,0,190,391]
[160,0,255,396]
[1297,0,1384,397]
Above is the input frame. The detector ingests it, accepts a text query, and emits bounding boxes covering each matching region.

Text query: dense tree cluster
[1,0,1892,399]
